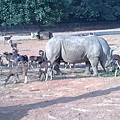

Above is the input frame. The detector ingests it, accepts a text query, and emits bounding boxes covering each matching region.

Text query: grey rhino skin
[45,35,112,76]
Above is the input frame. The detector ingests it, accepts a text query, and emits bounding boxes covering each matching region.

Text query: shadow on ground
[0,85,120,120]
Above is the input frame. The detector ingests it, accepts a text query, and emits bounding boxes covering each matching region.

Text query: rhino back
[60,35,103,63]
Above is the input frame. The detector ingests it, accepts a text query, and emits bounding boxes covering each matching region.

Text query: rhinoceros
[45,35,113,76]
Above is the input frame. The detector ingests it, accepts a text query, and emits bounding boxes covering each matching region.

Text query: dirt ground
[0,34,120,120]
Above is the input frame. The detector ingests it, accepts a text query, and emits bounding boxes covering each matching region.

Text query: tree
[99,0,120,21]
[70,0,100,22]
[0,0,120,26]
[34,0,70,27]
[0,0,71,26]
[70,0,120,21]
[0,0,26,26]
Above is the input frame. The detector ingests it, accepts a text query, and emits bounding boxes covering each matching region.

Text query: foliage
[71,0,120,21]
[0,0,120,26]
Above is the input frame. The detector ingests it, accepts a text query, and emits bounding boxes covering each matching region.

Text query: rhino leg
[84,61,91,75]
[89,57,99,76]
[54,62,62,75]
[100,59,111,73]
[100,60,106,71]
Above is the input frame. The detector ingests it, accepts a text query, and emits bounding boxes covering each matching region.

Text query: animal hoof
[92,74,98,77]
[45,80,47,81]
[24,81,27,84]
[14,81,17,84]
[84,71,91,75]
[57,71,62,75]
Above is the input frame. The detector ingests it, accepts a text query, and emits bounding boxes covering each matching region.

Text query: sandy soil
[0,34,120,120]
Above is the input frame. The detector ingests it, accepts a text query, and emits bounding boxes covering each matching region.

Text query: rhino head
[105,49,114,73]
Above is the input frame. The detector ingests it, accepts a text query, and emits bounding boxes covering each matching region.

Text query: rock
[38,31,53,40]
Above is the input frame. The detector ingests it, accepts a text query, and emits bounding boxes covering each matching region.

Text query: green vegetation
[98,70,120,77]
[0,0,120,26]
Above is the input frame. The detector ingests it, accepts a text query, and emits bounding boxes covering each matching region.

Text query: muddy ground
[0,34,120,120]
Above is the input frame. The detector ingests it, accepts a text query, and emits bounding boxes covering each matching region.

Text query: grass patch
[98,70,120,77]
